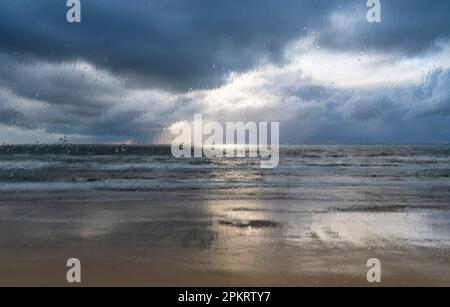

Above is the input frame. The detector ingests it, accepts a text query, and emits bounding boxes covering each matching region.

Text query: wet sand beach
[1,197,449,286]
[0,145,449,286]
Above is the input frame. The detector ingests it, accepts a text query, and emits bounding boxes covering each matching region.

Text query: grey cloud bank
[0,0,449,144]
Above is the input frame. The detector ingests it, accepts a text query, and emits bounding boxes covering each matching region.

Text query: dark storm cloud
[319,0,450,56]
[2,0,448,90]
[280,80,450,144]
[0,52,203,143]
[0,0,449,144]
[0,0,335,90]
[0,0,450,88]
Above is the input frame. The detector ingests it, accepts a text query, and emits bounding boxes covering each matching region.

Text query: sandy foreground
[0,198,449,286]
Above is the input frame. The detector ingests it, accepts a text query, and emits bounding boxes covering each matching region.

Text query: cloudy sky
[0,0,449,144]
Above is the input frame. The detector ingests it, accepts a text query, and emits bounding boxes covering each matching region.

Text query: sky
[0,0,449,144]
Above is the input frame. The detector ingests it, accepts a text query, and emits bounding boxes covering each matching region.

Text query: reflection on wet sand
[1,198,449,286]
[0,145,449,285]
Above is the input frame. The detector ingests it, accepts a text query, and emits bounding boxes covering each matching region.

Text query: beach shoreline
[1,198,449,287]
[0,145,449,286]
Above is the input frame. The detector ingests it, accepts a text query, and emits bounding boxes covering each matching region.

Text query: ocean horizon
[1,144,449,286]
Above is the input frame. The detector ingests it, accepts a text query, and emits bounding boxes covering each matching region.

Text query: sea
[0,144,449,285]
[0,144,448,203]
